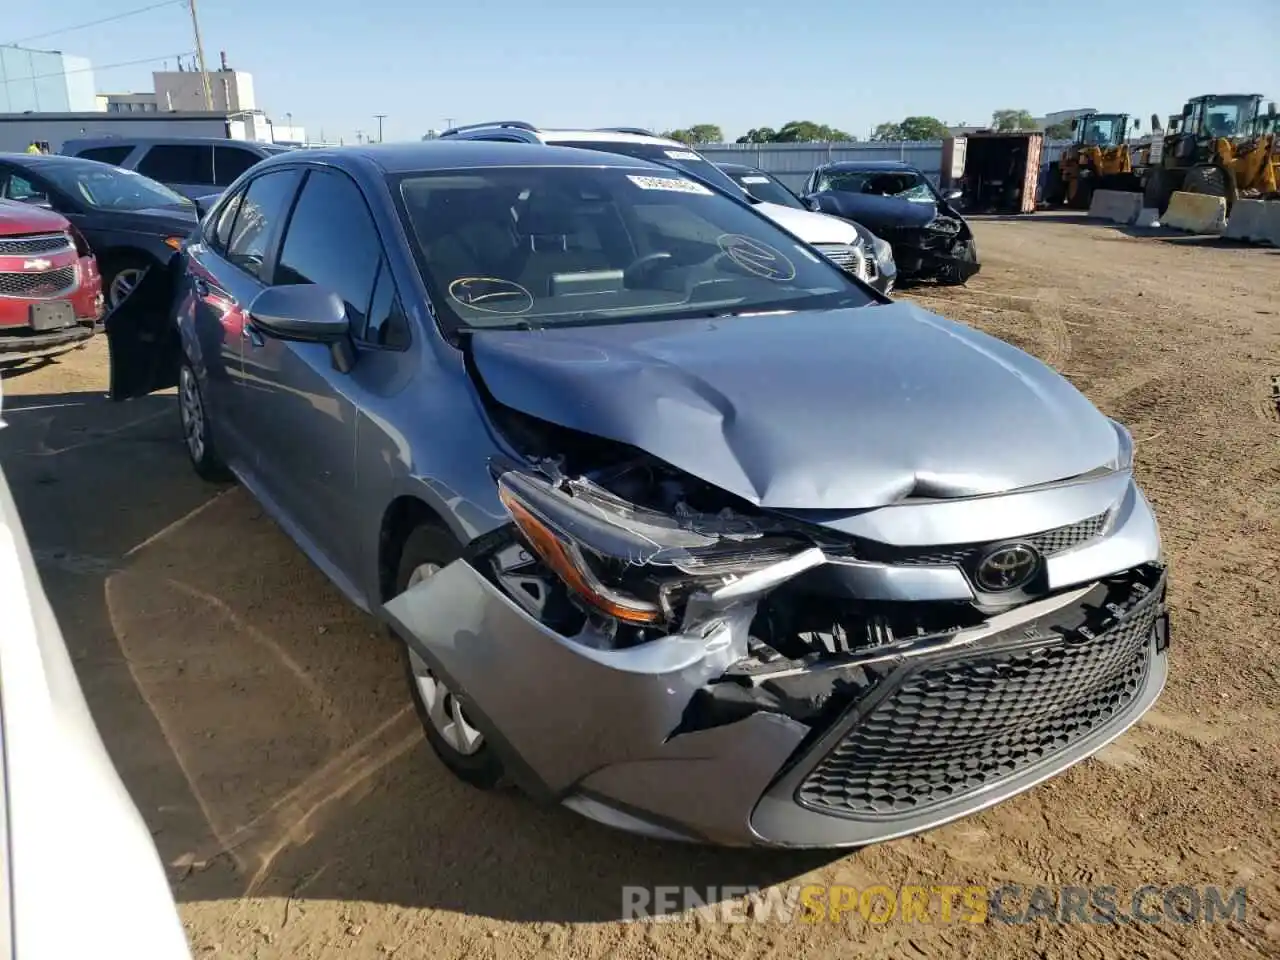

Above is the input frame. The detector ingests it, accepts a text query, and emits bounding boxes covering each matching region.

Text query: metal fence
[698,140,1073,191]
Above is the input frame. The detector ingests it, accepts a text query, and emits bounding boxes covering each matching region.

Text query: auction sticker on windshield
[664,150,703,161]
[627,175,712,195]
[741,176,771,184]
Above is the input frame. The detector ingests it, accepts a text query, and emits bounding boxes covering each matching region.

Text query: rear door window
[75,145,134,166]
[223,168,302,279]
[136,144,214,185]
[213,146,262,186]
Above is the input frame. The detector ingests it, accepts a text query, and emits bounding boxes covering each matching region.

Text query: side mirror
[248,284,355,371]
[803,196,821,212]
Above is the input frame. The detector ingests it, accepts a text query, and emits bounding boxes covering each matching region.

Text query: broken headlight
[494,468,808,626]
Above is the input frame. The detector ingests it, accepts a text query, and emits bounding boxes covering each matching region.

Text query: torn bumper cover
[877,216,980,284]
[384,463,1168,849]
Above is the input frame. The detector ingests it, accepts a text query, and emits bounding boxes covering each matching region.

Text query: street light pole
[374,114,387,143]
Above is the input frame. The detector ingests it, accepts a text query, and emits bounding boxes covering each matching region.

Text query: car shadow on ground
[0,389,843,924]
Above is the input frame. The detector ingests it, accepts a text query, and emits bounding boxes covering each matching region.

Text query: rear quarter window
[136,144,214,185]
[74,145,134,166]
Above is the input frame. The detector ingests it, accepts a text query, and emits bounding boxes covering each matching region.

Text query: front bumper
[0,321,99,362]
[385,475,1168,848]
[880,226,979,284]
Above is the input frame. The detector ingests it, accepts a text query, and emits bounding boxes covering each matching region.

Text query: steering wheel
[623,251,674,287]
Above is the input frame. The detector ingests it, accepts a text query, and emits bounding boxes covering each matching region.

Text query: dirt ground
[1,213,1277,960]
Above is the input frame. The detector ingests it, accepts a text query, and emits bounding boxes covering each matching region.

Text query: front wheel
[396,524,506,790]
[937,240,977,286]
[102,252,154,310]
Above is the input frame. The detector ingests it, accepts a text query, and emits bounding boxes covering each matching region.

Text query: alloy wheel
[108,267,144,307]
[178,365,206,464]
[406,562,484,756]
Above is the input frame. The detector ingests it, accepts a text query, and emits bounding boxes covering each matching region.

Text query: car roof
[256,140,679,175]
[820,160,919,172]
[63,135,278,149]
[533,129,684,147]
[0,152,105,170]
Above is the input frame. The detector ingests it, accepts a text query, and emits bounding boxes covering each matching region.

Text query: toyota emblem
[975,542,1041,591]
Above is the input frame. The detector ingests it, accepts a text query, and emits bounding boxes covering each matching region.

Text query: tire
[1143,170,1175,214]
[1044,163,1065,206]
[1181,165,1226,198]
[1068,177,1094,210]
[101,251,155,310]
[177,358,232,481]
[395,524,506,790]
[937,239,977,286]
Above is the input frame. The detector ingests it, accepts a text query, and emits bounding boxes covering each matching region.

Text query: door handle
[242,321,265,347]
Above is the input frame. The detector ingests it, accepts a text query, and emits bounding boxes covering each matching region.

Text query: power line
[1,0,186,48]
[0,52,192,86]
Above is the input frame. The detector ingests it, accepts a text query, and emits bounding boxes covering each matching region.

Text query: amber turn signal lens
[498,485,662,625]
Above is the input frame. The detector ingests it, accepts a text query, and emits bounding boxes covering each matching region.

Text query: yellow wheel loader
[1045,113,1141,209]
[1142,94,1278,214]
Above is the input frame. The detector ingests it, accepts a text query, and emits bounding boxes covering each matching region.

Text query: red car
[0,200,103,363]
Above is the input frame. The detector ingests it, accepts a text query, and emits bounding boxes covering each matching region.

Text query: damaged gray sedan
[108,141,1169,848]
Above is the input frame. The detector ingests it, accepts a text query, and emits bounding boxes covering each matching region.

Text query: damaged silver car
[107,141,1169,848]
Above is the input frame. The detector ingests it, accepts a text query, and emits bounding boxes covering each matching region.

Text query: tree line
[661,109,1073,145]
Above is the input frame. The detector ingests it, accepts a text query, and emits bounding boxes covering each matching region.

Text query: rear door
[176,167,302,464]
[135,144,216,199]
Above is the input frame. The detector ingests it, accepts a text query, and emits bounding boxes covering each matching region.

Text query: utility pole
[187,0,214,110]
[374,113,387,142]
[444,117,457,131]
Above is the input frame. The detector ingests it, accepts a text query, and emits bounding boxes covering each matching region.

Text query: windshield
[38,159,191,211]
[547,140,749,199]
[397,165,869,333]
[724,169,804,208]
[1076,116,1124,147]
[816,169,937,203]
[1196,97,1255,138]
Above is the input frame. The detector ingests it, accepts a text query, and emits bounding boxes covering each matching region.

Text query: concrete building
[0,46,98,113]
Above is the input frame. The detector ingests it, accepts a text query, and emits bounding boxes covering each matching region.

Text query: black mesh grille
[0,233,72,256]
[859,511,1109,567]
[0,266,77,299]
[796,597,1157,817]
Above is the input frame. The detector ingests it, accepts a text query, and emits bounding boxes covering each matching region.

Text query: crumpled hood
[812,191,942,233]
[469,303,1122,510]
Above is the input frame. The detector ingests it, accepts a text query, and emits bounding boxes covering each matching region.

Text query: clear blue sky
[10,0,1280,142]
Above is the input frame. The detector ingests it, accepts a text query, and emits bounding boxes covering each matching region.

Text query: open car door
[105,261,182,400]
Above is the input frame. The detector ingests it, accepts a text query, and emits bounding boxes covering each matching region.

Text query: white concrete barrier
[1224,199,1280,246]
[1133,208,1161,228]
[1087,189,1144,224]
[1162,191,1228,234]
